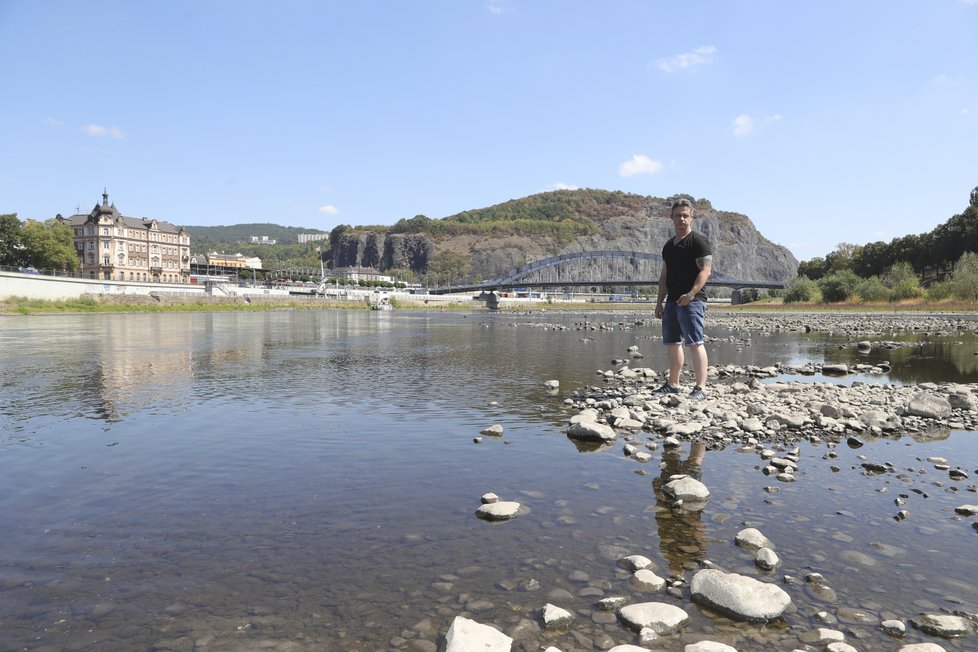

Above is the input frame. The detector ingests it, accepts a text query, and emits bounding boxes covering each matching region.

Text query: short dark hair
[671,198,693,213]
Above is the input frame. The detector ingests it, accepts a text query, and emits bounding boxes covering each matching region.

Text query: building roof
[59,191,187,235]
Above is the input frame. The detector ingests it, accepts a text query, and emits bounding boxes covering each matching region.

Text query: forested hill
[187,223,326,250]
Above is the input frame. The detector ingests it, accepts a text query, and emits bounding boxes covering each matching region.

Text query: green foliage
[926,280,956,301]
[783,276,821,303]
[854,276,890,302]
[850,202,978,278]
[738,288,761,303]
[428,250,471,283]
[951,251,978,300]
[797,256,828,281]
[882,261,923,300]
[0,213,23,265]
[0,216,78,271]
[817,269,861,303]
[20,220,79,271]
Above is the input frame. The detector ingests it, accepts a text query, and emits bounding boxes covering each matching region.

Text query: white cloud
[82,124,126,139]
[44,116,64,127]
[619,154,663,177]
[732,114,754,136]
[959,0,978,6]
[318,205,339,215]
[655,45,717,73]
[732,113,782,136]
[487,2,506,14]
[551,182,579,191]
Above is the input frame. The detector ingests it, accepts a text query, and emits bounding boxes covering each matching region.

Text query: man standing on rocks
[654,198,713,400]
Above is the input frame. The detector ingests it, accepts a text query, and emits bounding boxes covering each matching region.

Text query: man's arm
[687,255,713,298]
[655,262,668,318]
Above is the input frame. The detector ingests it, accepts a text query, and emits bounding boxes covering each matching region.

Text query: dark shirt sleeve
[694,235,713,260]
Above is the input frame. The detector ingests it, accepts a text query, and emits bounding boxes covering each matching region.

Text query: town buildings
[58,191,191,283]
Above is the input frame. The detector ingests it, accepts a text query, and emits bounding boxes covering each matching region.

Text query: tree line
[0,214,78,272]
[780,189,978,303]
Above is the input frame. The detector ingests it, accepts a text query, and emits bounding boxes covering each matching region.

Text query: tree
[951,251,978,300]
[19,219,79,271]
[882,261,923,300]
[428,251,471,285]
[783,276,820,303]
[854,276,890,302]
[0,213,24,266]
[817,269,861,303]
[797,256,829,281]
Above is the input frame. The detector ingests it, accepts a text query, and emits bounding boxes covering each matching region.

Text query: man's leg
[667,343,684,387]
[688,343,708,389]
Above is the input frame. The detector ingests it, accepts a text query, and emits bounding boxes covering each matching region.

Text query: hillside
[334,189,797,285]
[183,190,799,285]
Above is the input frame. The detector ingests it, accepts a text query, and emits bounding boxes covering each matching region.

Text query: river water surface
[1,310,976,651]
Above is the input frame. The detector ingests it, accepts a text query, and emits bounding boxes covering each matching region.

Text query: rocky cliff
[334,190,797,285]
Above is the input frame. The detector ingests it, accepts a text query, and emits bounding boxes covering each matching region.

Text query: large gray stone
[617,602,690,635]
[567,420,616,442]
[690,569,791,622]
[445,616,512,652]
[906,391,953,419]
[541,603,574,630]
[735,527,774,552]
[910,613,974,638]
[662,475,711,503]
[475,501,522,521]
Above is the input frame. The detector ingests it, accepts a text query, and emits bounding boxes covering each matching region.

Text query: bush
[817,269,861,303]
[951,251,978,300]
[882,261,923,300]
[854,276,890,302]
[926,280,955,301]
[784,276,821,303]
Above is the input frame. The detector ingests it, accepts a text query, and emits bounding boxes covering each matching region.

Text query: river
[1,309,976,651]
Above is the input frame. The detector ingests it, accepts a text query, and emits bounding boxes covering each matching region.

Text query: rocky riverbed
[437,312,978,652]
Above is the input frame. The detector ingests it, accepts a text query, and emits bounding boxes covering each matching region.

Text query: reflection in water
[1,312,976,651]
[653,442,708,576]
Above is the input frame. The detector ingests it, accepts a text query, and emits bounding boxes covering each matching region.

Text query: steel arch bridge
[427,250,785,294]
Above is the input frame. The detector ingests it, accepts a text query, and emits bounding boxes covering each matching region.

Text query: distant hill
[186,223,326,250]
[334,189,798,285]
[181,190,799,284]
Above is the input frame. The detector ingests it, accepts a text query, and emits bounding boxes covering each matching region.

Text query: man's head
[670,198,694,217]
[670,198,694,234]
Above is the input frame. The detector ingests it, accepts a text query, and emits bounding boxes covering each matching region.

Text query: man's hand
[655,303,664,319]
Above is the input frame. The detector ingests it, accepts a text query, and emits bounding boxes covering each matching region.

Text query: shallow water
[0,310,976,651]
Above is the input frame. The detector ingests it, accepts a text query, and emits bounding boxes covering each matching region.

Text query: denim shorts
[662,299,706,346]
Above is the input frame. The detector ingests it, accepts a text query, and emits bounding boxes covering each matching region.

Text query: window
[103,241,110,250]
[88,241,95,250]
[129,243,133,252]
[103,256,110,265]
[102,228,109,236]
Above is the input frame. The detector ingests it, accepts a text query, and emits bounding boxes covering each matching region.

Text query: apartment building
[58,191,191,283]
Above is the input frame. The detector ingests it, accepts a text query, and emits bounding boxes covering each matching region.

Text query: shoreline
[3,293,978,316]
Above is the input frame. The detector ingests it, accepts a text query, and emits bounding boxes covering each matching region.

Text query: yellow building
[58,191,191,283]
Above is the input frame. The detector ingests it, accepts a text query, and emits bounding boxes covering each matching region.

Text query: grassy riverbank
[0,295,372,315]
[4,294,977,315]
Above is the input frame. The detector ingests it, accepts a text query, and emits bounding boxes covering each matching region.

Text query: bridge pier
[485,291,499,310]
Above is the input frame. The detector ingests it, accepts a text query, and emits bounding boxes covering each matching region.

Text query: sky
[2,1,977,261]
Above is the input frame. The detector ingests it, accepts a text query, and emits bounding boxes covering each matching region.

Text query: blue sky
[2,1,977,261]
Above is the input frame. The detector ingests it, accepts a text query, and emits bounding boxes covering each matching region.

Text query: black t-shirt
[662,231,712,301]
